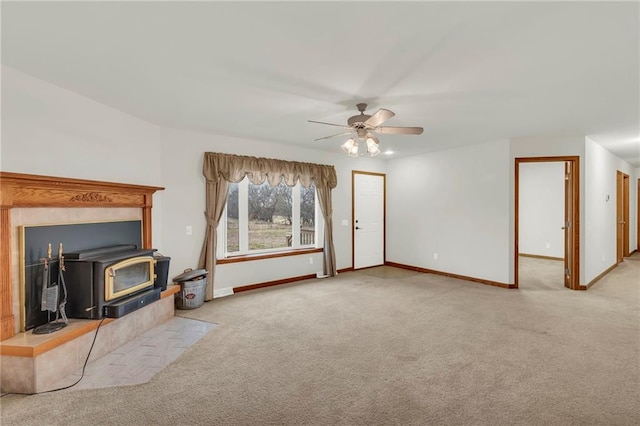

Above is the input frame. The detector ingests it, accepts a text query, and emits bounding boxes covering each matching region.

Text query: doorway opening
[515,157,580,290]
[352,171,386,269]
[516,162,565,289]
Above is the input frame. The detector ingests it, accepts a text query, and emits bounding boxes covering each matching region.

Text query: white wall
[509,135,586,284]
[585,138,638,282]
[386,139,511,284]
[2,66,388,296]
[1,66,163,186]
[519,162,564,258]
[159,127,386,294]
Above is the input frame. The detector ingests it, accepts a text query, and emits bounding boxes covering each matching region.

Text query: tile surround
[0,356,34,394]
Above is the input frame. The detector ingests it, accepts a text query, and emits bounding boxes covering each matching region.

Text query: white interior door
[354,172,385,269]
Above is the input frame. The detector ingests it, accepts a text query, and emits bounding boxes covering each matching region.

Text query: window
[220,177,321,257]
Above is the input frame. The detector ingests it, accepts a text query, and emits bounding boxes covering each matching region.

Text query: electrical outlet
[545,243,551,249]
[185,225,192,236]
[309,257,314,265]
[433,253,438,260]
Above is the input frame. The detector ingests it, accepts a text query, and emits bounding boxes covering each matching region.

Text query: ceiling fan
[308,103,423,157]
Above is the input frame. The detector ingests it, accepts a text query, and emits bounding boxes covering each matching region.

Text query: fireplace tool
[58,243,69,325]
[33,243,68,334]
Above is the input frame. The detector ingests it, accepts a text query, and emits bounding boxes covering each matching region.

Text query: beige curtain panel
[199,152,338,300]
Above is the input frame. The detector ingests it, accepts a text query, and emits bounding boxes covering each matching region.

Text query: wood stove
[64,245,160,319]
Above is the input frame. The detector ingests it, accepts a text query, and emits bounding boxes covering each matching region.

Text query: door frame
[514,156,580,290]
[351,171,386,269]
[616,171,630,262]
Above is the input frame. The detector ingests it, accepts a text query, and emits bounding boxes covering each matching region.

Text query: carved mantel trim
[69,192,114,203]
[0,172,164,341]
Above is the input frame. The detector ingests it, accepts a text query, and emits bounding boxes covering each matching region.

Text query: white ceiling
[2,1,639,165]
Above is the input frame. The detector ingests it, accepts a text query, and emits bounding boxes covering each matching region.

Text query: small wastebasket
[173,268,208,310]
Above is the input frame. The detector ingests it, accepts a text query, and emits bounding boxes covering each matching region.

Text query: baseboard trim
[213,287,234,298]
[385,261,515,289]
[337,267,354,273]
[582,263,618,290]
[233,274,317,293]
[519,253,564,261]
[350,265,382,271]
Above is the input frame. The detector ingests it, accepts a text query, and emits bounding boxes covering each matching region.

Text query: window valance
[202,152,337,189]
[199,151,338,301]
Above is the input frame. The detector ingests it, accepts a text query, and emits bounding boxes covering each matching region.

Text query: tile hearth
[48,316,215,392]
[1,286,197,394]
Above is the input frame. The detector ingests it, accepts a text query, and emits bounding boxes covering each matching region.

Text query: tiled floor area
[47,316,215,393]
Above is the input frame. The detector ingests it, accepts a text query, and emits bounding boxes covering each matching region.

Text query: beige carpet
[2,255,639,425]
[518,255,565,290]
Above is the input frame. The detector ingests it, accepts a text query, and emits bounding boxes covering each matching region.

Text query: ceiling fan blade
[314,131,353,142]
[375,126,424,135]
[364,109,395,127]
[308,120,350,129]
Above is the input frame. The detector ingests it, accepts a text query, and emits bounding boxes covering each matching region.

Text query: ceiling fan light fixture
[310,103,423,159]
[348,143,359,157]
[366,137,380,157]
[348,141,359,157]
[342,138,359,157]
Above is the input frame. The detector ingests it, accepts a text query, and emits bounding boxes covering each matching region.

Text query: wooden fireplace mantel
[0,172,164,341]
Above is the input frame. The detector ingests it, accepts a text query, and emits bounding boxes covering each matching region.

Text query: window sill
[217,247,323,264]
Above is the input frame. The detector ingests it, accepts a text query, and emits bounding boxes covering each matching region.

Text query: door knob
[355,226,362,230]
